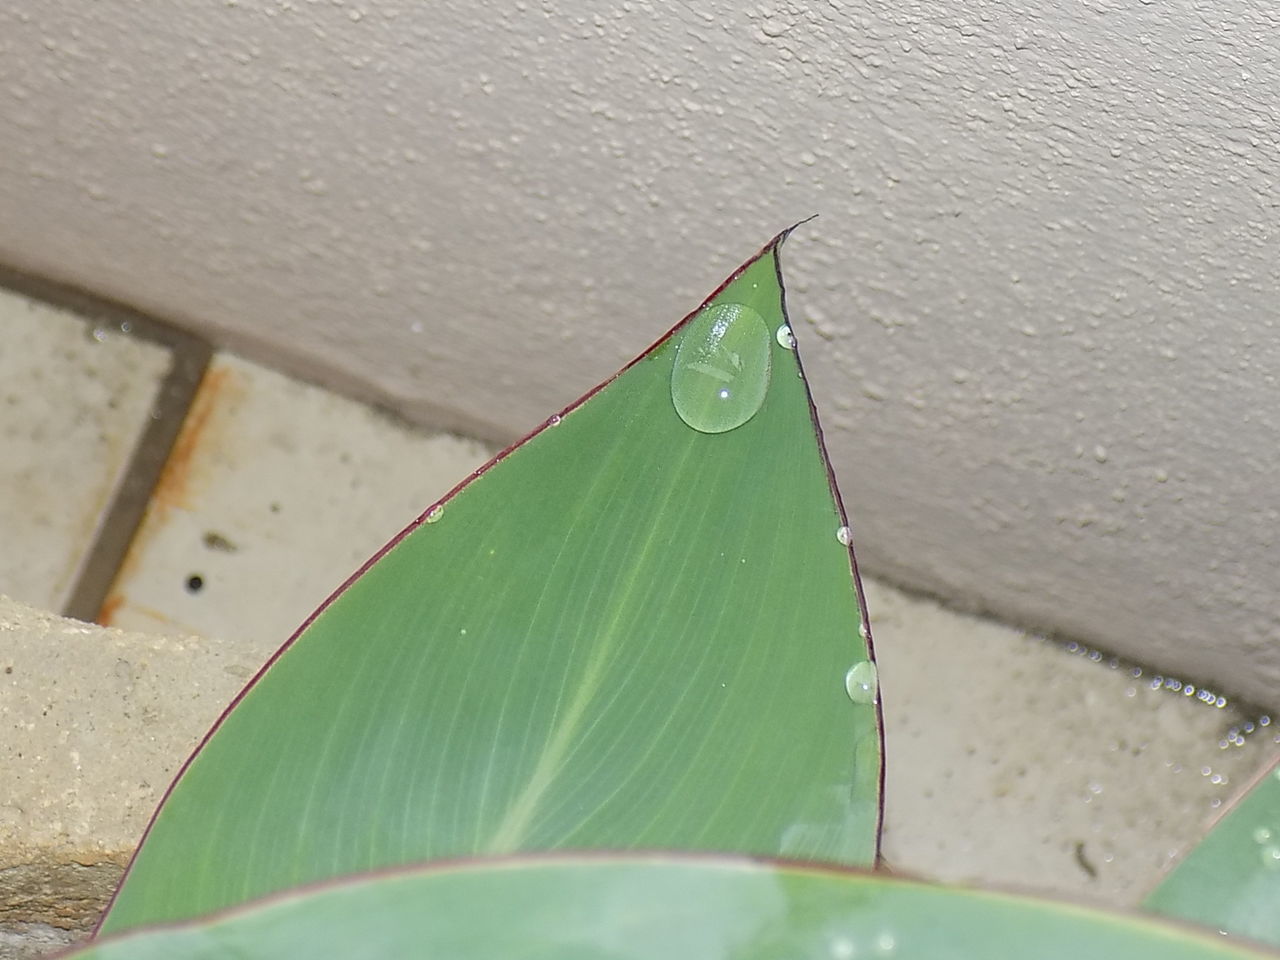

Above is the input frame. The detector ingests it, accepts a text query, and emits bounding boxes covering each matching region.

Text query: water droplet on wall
[845,660,879,704]
[671,302,771,434]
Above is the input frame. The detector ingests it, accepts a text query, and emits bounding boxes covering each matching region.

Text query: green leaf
[78,855,1280,959]
[98,229,881,934]
[1145,756,1280,945]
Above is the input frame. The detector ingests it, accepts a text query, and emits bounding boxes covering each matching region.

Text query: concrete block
[0,596,256,943]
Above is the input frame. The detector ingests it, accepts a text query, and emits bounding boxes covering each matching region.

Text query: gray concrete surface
[0,288,168,612]
[0,923,77,960]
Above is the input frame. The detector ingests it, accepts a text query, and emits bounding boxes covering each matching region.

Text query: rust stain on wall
[97,363,243,626]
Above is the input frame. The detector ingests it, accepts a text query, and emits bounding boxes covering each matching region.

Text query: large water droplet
[776,324,796,349]
[845,660,879,704]
[425,505,444,524]
[836,526,853,546]
[671,302,771,434]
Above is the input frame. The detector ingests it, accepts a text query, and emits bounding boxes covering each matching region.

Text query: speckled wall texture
[1,2,1277,705]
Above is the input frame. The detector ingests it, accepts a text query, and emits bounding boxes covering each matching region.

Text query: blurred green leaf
[1145,756,1280,945]
[99,229,881,934]
[80,855,1280,959]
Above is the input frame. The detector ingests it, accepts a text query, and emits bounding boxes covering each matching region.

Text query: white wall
[2,1,1278,705]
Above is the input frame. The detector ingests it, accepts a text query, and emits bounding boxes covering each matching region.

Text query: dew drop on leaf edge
[845,660,878,705]
[671,302,772,434]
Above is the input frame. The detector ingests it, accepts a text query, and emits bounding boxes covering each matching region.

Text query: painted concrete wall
[2,2,1278,704]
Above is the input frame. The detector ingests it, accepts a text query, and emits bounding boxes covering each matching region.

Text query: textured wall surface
[1,2,1278,704]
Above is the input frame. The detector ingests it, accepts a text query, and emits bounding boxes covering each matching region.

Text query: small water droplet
[845,660,878,704]
[775,324,796,349]
[1253,827,1272,845]
[875,932,897,955]
[425,505,444,523]
[829,936,856,960]
[90,326,108,343]
[547,414,562,427]
[671,302,771,434]
[1262,845,1280,868]
[836,526,853,546]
